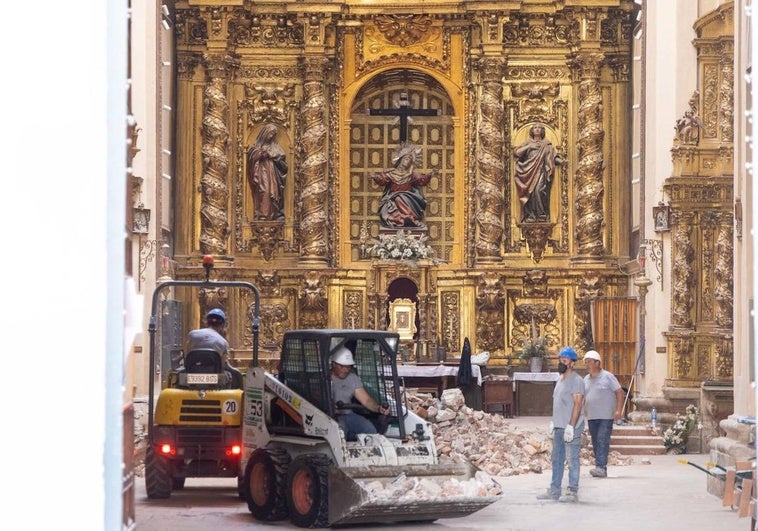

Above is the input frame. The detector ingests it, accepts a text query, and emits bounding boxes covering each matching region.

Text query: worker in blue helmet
[187,308,230,359]
[537,345,585,504]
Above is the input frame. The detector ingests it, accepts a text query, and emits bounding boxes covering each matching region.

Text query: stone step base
[609,444,667,455]
[590,424,667,455]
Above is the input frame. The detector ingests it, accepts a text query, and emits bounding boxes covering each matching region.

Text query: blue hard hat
[206,308,226,324]
[558,346,578,361]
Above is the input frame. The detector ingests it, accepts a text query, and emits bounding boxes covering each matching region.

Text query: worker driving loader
[329,345,391,440]
[242,329,502,528]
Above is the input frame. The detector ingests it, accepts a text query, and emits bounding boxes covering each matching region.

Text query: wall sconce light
[133,206,151,235]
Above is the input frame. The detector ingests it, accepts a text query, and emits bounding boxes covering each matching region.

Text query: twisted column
[570,52,605,257]
[474,57,506,262]
[299,57,329,262]
[199,55,234,256]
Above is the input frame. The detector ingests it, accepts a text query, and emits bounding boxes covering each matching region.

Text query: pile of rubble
[407,387,632,477]
[359,470,502,501]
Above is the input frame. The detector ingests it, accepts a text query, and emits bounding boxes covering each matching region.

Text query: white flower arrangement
[663,404,699,454]
[368,230,439,265]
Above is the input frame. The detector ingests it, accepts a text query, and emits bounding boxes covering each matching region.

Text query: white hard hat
[331,346,355,366]
[584,350,602,362]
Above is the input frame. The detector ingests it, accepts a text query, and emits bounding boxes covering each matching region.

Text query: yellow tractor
[144,256,261,499]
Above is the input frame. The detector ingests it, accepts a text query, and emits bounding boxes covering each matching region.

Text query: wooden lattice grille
[349,76,455,262]
[591,297,638,389]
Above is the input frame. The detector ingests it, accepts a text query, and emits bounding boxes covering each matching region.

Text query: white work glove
[563,424,575,443]
[548,421,554,435]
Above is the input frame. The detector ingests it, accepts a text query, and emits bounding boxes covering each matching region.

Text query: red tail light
[226,444,242,457]
[159,443,176,456]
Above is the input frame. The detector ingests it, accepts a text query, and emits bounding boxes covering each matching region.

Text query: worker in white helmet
[330,346,389,441]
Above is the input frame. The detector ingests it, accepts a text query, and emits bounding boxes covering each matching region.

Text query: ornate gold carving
[476,273,505,351]
[200,74,230,256]
[510,83,561,129]
[474,57,505,262]
[720,60,734,142]
[259,303,291,349]
[343,291,364,329]
[198,287,227,322]
[511,303,559,352]
[715,338,733,377]
[249,221,284,261]
[237,66,300,80]
[441,291,460,356]
[374,15,433,47]
[673,335,694,378]
[256,270,281,297]
[299,272,328,329]
[354,25,452,76]
[228,12,303,47]
[675,91,702,145]
[671,212,696,328]
[506,66,569,80]
[713,219,733,328]
[503,15,572,47]
[570,53,605,257]
[518,221,556,263]
[523,270,549,298]
[177,52,201,80]
[299,57,329,262]
[244,83,296,127]
[175,8,207,45]
[364,17,441,58]
[703,66,718,138]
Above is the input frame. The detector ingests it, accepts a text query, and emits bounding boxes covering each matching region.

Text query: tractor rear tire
[286,454,331,528]
[145,447,172,499]
[244,448,290,521]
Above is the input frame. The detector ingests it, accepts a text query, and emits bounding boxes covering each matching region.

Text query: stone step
[609,444,668,455]
[592,424,667,455]
[610,434,665,446]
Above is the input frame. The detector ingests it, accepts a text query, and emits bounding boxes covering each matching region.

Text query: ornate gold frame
[389,298,417,340]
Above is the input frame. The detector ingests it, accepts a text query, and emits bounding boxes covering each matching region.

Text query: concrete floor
[134,417,752,531]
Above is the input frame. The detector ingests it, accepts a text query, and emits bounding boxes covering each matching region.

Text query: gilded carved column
[299,57,329,263]
[473,57,506,262]
[569,52,605,257]
[199,54,237,256]
[671,211,697,328]
[713,212,734,329]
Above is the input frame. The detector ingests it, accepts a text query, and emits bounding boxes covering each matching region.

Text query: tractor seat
[185,349,223,373]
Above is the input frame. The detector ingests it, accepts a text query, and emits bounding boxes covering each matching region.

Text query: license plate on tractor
[187,373,219,384]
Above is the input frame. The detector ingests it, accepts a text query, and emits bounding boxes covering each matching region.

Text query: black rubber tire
[172,476,186,490]
[285,454,331,528]
[145,447,172,499]
[244,448,290,521]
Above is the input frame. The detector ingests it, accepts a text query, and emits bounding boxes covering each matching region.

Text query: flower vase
[529,357,544,373]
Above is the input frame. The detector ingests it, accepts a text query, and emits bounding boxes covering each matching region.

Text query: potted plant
[519,336,548,372]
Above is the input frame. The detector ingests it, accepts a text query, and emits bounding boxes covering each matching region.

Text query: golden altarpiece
[170,0,639,372]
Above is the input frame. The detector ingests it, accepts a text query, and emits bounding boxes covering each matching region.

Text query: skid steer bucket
[328,461,502,525]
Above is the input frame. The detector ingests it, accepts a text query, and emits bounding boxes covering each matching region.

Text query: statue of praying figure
[247,123,287,221]
[370,143,437,229]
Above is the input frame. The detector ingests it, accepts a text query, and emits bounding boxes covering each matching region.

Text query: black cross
[369,92,440,143]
